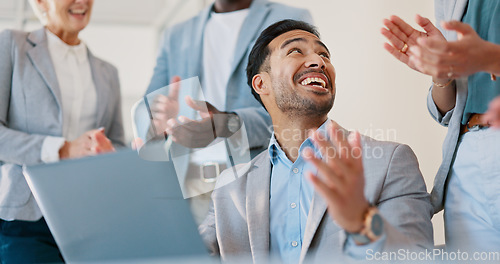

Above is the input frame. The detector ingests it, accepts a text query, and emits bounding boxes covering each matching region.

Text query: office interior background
[0,0,445,244]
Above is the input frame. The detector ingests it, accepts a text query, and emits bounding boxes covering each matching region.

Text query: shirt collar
[45,28,88,64]
[268,119,331,166]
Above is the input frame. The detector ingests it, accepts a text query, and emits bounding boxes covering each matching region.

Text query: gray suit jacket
[0,28,125,221]
[199,131,434,263]
[146,0,312,151]
[427,0,468,213]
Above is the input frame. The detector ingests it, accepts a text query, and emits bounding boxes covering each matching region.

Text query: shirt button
[290,202,297,209]
[291,241,298,247]
[292,168,299,174]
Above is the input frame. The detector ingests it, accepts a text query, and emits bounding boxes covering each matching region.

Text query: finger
[415,14,440,35]
[409,44,452,67]
[347,131,363,166]
[442,20,475,38]
[329,121,351,162]
[309,129,336,163]
[302,148,344,189]
[389,15,416,37]
[168,76,181,100]
[165,118,178,134]
[383,42,410,65]
[92,131,115,153]
[153,94,169,107]
[306,171,341,203]
[185,96,209,113]
[132,138,144,150]
[382,19,408,46]
[380,27,406,52]
[416,36,450,53]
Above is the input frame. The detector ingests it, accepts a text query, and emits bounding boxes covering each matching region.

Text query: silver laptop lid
[24,150,208,263]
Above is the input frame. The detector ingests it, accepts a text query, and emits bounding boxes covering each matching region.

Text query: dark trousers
[0,218,64,264]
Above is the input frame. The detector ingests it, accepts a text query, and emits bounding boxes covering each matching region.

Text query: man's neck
[273,115,328,163]
[213,0,252,13]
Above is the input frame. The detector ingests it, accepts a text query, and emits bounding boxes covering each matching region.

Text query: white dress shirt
[41,29,97,163]
[190,9,249,164]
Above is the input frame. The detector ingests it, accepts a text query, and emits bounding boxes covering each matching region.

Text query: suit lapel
[192,4,212,86]
[246,153,271,262]
[88,50,109,127]
[449,0,468,21]
[26,28,62,111]
[299,191,328,262]
[229,0,270,76]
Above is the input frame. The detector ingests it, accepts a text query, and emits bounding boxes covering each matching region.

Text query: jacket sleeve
[106,65,126,148]
[146,30,171,95]
[344,144,434,257]
[0,30,48,166]
[198,194,220,256]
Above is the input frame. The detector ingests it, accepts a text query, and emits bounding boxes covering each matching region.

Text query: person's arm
[302,123,433,259]
[105,65,126,148]
[146,30,171,95]
[198,191,220,256]
[0,30,47,166]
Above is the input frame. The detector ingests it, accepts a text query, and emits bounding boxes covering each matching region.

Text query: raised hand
[409,20,498,79]
[165,96,230,148]
[150,76,181,136]
[381,15,446,73]
[302,121,369,233]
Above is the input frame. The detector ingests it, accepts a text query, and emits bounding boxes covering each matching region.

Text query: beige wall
[0,0,447,245]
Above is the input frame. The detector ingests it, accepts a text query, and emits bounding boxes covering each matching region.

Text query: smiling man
[199,20,433,263]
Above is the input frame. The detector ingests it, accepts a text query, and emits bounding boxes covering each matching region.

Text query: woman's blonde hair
[28,0,48,25]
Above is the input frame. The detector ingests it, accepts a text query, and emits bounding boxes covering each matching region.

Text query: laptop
[23,149,210,263]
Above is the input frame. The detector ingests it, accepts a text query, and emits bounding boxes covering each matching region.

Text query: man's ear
[252,73,270,96]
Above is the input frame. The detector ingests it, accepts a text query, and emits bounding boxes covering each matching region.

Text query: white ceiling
[0,0,208,30]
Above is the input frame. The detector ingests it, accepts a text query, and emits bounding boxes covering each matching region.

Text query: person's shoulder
[266,1,310,16]
[360,134,416,162]
[214,150,269,190]
[162,9,206,39]
[0,29,29,45]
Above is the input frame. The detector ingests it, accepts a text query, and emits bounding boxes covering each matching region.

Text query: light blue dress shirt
[268,120,386,263]
[268,122,323,264]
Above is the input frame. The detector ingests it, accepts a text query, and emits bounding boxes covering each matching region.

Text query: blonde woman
[0,0,124,262]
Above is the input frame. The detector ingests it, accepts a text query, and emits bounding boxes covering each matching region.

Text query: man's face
[264,30,336,117]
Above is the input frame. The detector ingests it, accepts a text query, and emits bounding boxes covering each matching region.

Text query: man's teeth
[300,77,326,88]
[70,9,86,14]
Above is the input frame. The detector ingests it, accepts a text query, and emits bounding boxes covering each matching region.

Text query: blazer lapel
[229,0,270,76]
[26,28,62,111]
[246,153,271,262]
[299,191,328,262]
[191,4,212,85]
[88,50,109,127]
[449,0,468,21]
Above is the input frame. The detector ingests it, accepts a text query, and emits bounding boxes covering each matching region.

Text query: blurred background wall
[0,0,446,245]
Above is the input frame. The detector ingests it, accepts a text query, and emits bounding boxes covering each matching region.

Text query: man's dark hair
[246,19,320,109]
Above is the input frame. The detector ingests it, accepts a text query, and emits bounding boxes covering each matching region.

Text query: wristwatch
[226,113,241,134]
[348,206,384,245]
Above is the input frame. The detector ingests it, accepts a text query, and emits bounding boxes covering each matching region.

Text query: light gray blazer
[146,0,313,151]
[199,131,434,263]
[0,28,125,221]
[427,0,468,213]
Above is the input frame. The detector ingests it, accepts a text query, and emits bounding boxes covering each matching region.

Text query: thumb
[415,14,440,35]
[185,96,209,113]
[441,20,475,39]
[168,76,181,100]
